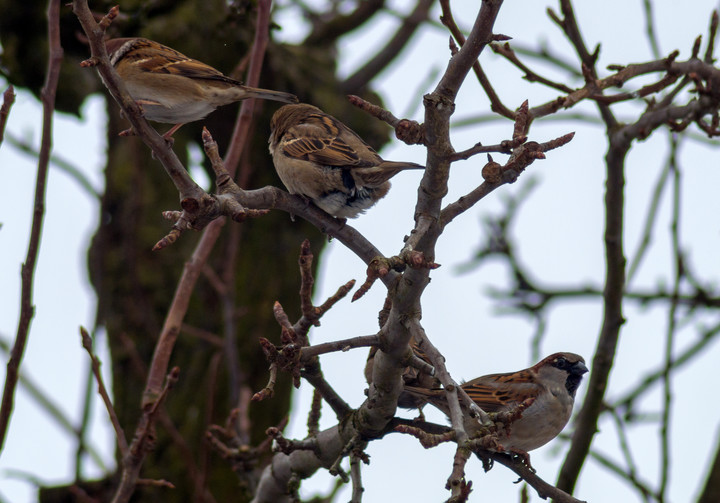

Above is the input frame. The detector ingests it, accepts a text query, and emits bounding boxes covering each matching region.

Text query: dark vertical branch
[224,0,273,177]
[143,0,275,404]
[0,0,62,454]
[557,134,629,493]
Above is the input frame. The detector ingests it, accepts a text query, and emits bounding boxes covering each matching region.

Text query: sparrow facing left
[268,103,425,218]
[404,352,588,452]
[104,38,298,137]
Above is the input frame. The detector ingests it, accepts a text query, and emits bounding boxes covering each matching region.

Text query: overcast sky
[2,1,720,502]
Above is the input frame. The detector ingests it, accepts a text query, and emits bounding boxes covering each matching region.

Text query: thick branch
[557,126,630,494]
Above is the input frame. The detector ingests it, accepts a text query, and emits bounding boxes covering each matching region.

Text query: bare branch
[80,327,128,458]
[300,335,379,360]
[0,85,15,146]
[348,95,425,145]
[490,42,574,93]
[0,0,63,452]
[72,2,206,202]
[224,0,274,178]
[492,452,587,503]
[342,0,434,92]
[304,0,385,46]
[439,0,515,119]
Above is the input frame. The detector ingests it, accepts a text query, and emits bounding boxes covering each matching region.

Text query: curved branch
[342,0,434,92]
[304,0,385,46]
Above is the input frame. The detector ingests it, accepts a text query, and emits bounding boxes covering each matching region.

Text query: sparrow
[268,103,424,218]
[403,352,588,452]
[364,337,439,410]
[104,37,298,137]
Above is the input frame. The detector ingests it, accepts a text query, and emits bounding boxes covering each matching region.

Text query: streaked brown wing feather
[462,371,541,413]
[134,41,239,84]
[281,115,373,167]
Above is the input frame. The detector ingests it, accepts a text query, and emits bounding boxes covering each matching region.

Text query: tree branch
[0,0,62,453]
[342,0,434,92]
[0,85,15,145]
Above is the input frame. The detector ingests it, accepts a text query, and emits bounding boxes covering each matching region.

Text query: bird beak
[571,361,589,376]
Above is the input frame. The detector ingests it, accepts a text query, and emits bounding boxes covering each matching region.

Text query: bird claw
[509,447,535,472]
[161,132,176,148]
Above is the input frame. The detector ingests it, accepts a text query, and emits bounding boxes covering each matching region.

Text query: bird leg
[162,122,185,140]
[118,127,136,137]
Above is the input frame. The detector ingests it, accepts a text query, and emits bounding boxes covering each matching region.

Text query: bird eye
[555,357,568,368]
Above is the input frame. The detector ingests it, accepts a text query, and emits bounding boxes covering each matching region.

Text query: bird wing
[461,370,542,413]
[281,112,378,168]
[135,40,240,85]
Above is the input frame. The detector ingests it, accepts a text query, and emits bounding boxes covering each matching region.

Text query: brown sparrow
[404,352,588,452]
[268,103,424,218]
[364,337,439,410]
[104,38,298,137]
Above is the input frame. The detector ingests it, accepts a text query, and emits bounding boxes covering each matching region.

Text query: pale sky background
[2,1,720,502]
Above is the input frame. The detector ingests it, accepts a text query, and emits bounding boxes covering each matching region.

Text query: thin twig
[659,136,682,501]
[224,0,273,177]
[0,338,107,472]
[705,11,719,64]
[342,0,434,92]
[73,3,205,202]
[491,453,587,503]
[80,327,129,457]
[588,449,658,500]
[307,389,322,437]
[614,321,720,410]
[440,0,515,119]
[110,367,180,503]
[349,451,364,503]
[304,0,384,46]
[0,0,63,453]
[301,367,352,419]
[626,137,674,284]
[641,0,662,59]
[300,335,379,360]
[0,85,16,145]
[606,408,649,503]
[5,132,101,199]
[490,42,574,93]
